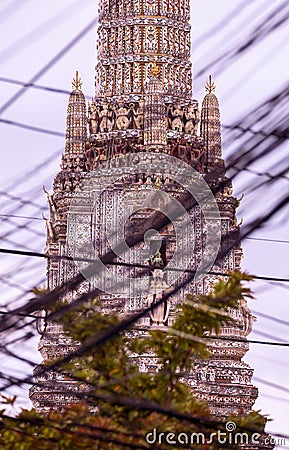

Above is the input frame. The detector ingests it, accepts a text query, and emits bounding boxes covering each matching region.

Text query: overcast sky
[0,0,288,446]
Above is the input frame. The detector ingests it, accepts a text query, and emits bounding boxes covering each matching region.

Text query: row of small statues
[88,100,199,135]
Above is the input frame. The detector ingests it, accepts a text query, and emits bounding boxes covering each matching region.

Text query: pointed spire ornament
[72,70,82,90]
[205,74,216,94]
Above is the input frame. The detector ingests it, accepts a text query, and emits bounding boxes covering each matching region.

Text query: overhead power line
[0,189,288,343]
[261,393,289,405]
[0,168,288,334]
[0,214,43,221]
[193,0,254,49]
[0,246,289,285]
[0,17,97,116]
[0,219,44,240]
[223,123,289,142]
[32,197,289,370]
[1,236,43,253]
[0,0,93,65]
[0,307,288,349]
[0,118,64,137]
[0,0,32,25]
[206,335,289,348]
[196,1,289,80]
[0,148,60,194]
[250,329,289,344]
[254,376,289,395]
[0,76,93,100]
[1,208,289,250]
[252,309,289,327]
[0,190,47,211]
[246,236,289,244]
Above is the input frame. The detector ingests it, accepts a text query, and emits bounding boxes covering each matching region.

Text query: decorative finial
[205,75,216,94]
[150,61,161,78]
[72,70,82,90]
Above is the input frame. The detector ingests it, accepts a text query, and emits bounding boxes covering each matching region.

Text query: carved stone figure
[115,101,131,130]
[241,300,253,336]
[133,99,145,129]
[88,102,99,134]
[75,156,83,172]
[150,250,164,267]
[42,214,55,242]
[64,176,73,192]
[169,103,184,131]
[43,186,59,220]
[184,103,198,134]
[85,143,97,171]
[99,102,113,132]
[148,292,169,326]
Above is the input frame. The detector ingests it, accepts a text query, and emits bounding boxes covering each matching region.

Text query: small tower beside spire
[200,75,222,169]
[64,71,87,158]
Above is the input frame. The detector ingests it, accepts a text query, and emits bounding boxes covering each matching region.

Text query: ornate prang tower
[30,2,270,443]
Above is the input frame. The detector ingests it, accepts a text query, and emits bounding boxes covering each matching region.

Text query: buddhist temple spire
[64,71,87,157]
[31,4,271,437]
[200,75,222,166]
[95,0,193,100]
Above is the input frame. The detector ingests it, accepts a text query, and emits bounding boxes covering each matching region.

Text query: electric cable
[0,0,32,25]
[0,17,97,116]
[0,148,60,193]
[0,118,65,137]
[251,309,289,328]
[0,76,93,101]
[0,247,288,285]
[195,1,289,80]
[193,0,255,49]
[0,0,94,65]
